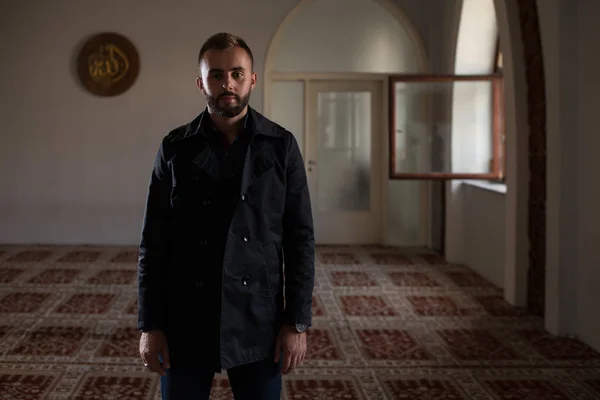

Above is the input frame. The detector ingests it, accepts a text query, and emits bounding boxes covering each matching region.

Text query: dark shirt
[202,113,250,258]
[200,112,251,372]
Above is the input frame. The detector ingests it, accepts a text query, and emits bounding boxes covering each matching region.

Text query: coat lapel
[180,110,221,183]
[191,143,221,182]
[241,141,273,194]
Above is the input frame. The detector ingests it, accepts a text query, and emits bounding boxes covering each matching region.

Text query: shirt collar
[200,108,250,138]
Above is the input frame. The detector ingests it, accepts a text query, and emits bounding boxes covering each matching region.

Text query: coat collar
[182,106,281,140]
[180,106,277,189]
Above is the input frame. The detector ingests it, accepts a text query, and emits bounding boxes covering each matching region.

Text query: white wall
[539,0,600,351]
[0,0,452,245]
[462,183,506,288]
[269,0,420,74]
[0,0,300,244]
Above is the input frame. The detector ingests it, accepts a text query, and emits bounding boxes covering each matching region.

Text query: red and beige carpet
[1,245,599,399]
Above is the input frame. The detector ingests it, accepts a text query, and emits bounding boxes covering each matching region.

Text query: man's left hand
[274,325,307,374]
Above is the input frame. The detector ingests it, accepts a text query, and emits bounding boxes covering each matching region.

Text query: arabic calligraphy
[88,43,130,86]
[77,32,139,96]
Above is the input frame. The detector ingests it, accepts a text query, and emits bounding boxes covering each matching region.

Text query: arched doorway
[263,0,428,246]
[460,0,546,316]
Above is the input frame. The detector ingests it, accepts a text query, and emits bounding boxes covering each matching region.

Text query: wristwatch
[294,323,309,333]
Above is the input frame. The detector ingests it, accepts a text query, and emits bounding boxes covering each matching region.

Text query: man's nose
[223,76,234,91]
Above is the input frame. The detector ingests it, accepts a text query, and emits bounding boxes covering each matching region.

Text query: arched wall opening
[445,0,514,294]
[491,0,547,321]
[445,1,501,275]
[262,0,430,247]
[449,0,547,322]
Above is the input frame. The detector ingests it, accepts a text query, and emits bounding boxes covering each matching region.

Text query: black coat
[137,107,315,370]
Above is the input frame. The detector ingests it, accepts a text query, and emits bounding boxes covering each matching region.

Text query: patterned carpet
[0,245,599,399]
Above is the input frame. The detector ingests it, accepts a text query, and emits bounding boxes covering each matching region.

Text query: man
[137,32,315,399]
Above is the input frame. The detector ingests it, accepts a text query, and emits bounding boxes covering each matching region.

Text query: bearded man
[137,32,315,400]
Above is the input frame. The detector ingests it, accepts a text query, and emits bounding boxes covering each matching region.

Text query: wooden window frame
[388,73,505,180]
[494,39,506,183]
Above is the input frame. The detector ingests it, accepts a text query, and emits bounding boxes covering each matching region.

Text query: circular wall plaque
[77,32,140,96]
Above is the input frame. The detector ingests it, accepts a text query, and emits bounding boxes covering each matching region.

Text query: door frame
[265,72,430,247]
[306,79,384,245]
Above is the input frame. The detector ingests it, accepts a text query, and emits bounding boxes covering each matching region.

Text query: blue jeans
[160,357,282,400]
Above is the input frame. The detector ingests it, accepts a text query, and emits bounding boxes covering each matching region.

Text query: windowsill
[462,180,507,194]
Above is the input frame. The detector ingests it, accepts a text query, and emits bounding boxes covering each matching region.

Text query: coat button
[241,194,247,202]
[242,276,250,286]
[243,236,249,243]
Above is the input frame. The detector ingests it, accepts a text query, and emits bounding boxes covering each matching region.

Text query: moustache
[219,92,239,100]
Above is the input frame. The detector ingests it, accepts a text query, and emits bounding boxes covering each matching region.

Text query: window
[388,73,505,180]
[388,40,505,181]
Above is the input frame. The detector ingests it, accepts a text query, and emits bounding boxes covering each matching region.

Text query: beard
[205,90,251,119]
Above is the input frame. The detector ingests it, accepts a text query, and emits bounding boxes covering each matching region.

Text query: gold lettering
[88,43,130,86]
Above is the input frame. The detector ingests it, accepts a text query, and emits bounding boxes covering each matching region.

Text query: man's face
[197,47,257,119]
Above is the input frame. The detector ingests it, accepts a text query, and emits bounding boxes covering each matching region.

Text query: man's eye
[233,72,243,79]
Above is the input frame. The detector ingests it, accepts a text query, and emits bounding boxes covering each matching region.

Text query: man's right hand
[139,330,170,376]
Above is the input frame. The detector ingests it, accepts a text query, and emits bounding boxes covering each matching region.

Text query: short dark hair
[198,32,254,69]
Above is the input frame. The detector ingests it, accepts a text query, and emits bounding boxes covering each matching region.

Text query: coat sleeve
[282,133,315,327]
[137,138,171,331]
